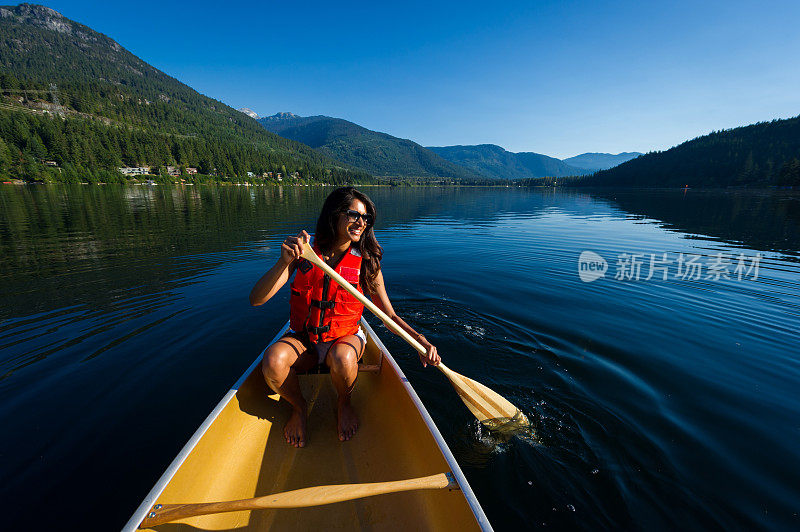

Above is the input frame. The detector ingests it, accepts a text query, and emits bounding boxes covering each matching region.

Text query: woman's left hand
[418,336,440,368]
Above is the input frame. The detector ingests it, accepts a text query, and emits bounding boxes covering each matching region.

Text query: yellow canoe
[125,319,492,531]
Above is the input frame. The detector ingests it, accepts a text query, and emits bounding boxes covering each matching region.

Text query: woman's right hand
[280,230,310,265]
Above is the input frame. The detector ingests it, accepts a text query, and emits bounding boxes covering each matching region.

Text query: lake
[1,185,799,530]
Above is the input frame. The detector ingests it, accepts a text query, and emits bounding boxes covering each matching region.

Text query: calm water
[1,185,799,530]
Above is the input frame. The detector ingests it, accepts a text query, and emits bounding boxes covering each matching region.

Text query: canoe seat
[296,360,381,375]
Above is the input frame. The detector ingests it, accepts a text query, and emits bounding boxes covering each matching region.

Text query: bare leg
[262,336,315,448]
[326,335,365,441]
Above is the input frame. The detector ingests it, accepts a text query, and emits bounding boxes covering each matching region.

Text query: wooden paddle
[139,472,457,528]
[300,243,529,429]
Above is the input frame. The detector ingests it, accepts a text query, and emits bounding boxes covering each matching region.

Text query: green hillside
[427,144,585,179]
[581,116,800,187]
[258,113,483,180]
[0,4,371,183]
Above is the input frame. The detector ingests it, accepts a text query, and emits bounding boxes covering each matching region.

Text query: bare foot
[284,407,307,448]
[337,401,359,441]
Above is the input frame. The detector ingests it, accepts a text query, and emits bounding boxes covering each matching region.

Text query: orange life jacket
[289,244,365,343]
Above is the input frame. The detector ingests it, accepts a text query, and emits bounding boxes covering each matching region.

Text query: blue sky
[44,0,800,158]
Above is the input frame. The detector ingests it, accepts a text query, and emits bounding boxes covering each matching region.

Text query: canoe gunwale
[124,319,492,531]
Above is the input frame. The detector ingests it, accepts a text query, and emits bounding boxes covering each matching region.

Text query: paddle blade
[438,365,529,429]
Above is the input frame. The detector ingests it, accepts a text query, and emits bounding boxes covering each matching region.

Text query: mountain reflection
[587,189,800,257]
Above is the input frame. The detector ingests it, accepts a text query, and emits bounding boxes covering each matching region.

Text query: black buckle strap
[312,274,333,336]
[310,298,335,310]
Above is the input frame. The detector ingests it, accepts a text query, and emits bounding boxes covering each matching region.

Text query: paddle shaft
[139,473,455,528]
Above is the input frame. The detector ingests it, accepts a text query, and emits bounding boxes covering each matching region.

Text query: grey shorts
[287,327,367,364]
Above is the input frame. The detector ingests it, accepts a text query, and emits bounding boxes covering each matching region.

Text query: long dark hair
[314,187,383,294]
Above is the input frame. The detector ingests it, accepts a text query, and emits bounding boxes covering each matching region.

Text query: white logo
[578,251,608,282]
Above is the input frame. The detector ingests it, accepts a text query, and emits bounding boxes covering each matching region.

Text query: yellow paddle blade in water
[438,364,530,429]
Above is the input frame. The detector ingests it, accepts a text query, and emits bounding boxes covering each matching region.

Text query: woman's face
[337,199,369,244]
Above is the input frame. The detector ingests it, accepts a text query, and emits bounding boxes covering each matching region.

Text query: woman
[249,187,440,448]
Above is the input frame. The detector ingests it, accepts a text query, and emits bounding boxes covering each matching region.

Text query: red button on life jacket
[289,245,364,343]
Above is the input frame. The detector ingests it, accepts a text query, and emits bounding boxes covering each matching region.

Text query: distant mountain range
[427,144,584,179]
[581,117,800,187]
[257,113,484,180]
[562,152,641,171]
[256,113,640,180]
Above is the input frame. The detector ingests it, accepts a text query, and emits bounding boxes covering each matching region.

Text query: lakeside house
[186,167,198,175]
[119,166,150,176]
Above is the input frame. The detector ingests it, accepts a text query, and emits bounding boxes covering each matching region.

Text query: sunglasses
[345,209,374,226]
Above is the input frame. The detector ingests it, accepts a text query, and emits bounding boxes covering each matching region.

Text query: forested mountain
[258,113,483,180]
[0,4,370,183]
[562,152,641,171]
[581,116,800,187]
[427,144,585,179]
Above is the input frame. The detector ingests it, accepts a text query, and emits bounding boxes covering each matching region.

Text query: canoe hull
[126,320,490,531]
